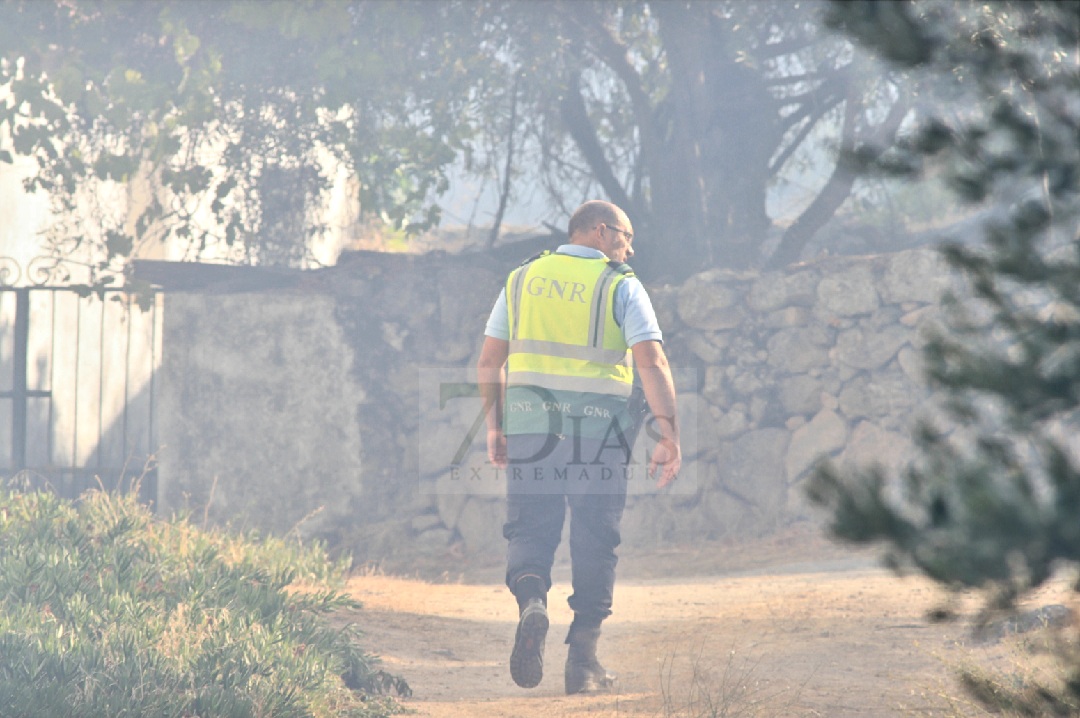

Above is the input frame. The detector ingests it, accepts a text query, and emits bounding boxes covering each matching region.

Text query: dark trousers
[503,433,629,633]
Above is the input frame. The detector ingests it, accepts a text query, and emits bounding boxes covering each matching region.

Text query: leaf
[104,231,134,260]
[11,125,43,155]
[92,153,138,182]
[215,176,237,199]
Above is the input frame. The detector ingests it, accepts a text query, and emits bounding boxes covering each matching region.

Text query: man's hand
[487,428,508,469]
[649,436,681,489]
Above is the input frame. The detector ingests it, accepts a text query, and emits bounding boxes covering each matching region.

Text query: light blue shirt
[484,244,663,346]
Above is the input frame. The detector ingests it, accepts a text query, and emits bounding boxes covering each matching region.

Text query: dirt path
[342,533,1070,717]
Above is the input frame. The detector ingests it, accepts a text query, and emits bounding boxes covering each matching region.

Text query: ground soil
[341,526,1074,718]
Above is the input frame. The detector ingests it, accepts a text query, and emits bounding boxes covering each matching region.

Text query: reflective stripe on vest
[505,253,632,398]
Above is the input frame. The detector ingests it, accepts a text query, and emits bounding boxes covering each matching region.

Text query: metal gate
[0,265,161,501]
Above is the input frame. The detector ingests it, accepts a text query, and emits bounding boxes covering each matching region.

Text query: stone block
[817,265,879,316]
[778,375,823,416]
[677,275,746,330]
[766,326,832,372]
[838,371,918,420]
[785,409,848,482]
[880,249,952,304]
[748,269,819,312]
[832,325,910,371]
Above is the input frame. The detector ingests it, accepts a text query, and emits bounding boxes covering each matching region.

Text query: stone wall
[155,246,954,566]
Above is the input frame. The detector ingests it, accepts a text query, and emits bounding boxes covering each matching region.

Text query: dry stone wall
[156,247,955,566]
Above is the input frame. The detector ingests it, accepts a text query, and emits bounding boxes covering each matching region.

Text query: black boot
[510,597,548,688]
[565,626,616,694]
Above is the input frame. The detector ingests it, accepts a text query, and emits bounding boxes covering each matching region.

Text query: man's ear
[597,225,612,252]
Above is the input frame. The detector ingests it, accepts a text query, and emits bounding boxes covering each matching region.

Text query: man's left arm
[631,340,681,488]
[618,277,680,487]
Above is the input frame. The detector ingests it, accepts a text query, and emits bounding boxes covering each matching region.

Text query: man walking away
[477,200,681,694]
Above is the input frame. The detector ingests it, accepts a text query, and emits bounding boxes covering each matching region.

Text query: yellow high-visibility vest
[503,252,634,436]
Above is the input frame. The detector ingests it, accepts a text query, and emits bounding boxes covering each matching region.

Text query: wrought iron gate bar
[12,288,28,469]
[72,292,81,470]
[97,294,105,469]
[124,294,132,472]
[48,289,57,467]
[0,260,160,502]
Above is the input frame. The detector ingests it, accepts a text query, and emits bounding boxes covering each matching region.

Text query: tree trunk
[705,58,780,269]
[645,2,778,276]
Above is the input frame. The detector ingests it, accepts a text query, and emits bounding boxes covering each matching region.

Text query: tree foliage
[426,0,910,276]
[0,0,908,281]
[0,0,467,280]
[807,1,1080,713]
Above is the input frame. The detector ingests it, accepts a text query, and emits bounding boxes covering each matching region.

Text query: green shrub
[0,487,408,717]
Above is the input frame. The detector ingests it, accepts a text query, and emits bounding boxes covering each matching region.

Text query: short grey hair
[568,200,620,238]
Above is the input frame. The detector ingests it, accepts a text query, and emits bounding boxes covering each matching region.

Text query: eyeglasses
[601,223,633,243]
